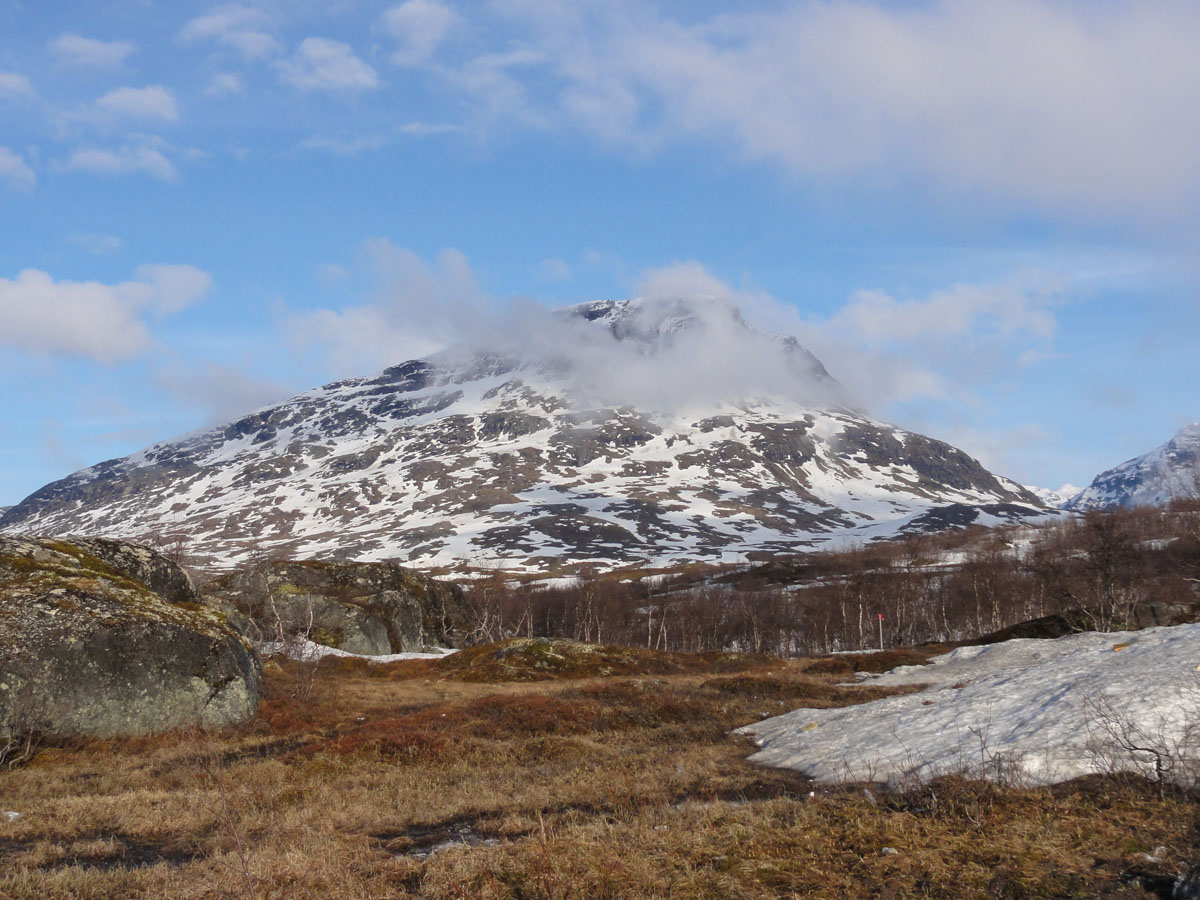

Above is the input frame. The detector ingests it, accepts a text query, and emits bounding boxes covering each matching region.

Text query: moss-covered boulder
[204,558,466,655]
[0,537,260,738]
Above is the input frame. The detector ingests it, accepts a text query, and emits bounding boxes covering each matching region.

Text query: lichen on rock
[0,536,261,739]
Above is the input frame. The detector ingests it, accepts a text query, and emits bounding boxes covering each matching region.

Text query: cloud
[0,264,212,364]
[282,245,1068,432]
[205,72,244,97]
[60,144,176,180]
[277,38,379,92]
[96,85,178,121]
[284,240,472,375]
[0,146,35,190]
[297,122,462,153]
[180,3,267,40]
[179,4,280,60]
[297,133,390,155]
[381,0,461,66]
[66,232,123,254]
[153,359,292,425]
[133,264,213,315]
[420,0,1200,225]
[0,72,33,98]
[48,33,135,68]
[540,258,571,281]
[829,281,1060,344]
[286,246,842,412]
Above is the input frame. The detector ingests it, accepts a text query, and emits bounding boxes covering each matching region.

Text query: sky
[1,0,1199,505]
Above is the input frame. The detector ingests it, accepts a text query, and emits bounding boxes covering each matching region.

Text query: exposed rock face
[204,559,467,655]
[1067,423,1200,511]
[0,298,1044,573]
[0,537,260,738]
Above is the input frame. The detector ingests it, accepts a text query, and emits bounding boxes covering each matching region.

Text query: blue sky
[1,0,1198,504]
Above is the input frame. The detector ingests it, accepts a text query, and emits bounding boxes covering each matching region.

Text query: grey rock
[205,558,466,654]
[0,536,260,738]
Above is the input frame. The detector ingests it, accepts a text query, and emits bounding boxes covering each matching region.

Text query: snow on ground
[738,623,1200,786]
[262,639,459,664]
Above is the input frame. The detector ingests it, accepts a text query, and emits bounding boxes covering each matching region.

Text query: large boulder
[0,536,261,738]
[205,558,467,655]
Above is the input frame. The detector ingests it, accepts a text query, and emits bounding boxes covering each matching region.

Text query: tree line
[460,500,1200,655]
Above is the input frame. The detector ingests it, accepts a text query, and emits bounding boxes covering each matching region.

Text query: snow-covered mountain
[1023,483,1082,508]
[1065,423,1200,511]
[0,298,1045,573]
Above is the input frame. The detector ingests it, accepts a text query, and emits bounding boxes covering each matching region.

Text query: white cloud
[153,359,292,424]
[298,133,390,155]
[0,72,33,98]
[285,240,477,375]
[432,0,1200,224]
[634,260,741,303]
[0,147,35,190]
[540,257,571,281]
[60,144,176,181]
[277,38,379,92]
[381,0,461,66]
[48,33,135,68]
[180,4,267,40]
[133,264,213,315]
[298,122,462,154]
[616,260,1065,419]
[397,121,464,136]
[179,4,280,59]
[96,85,179,121]
[0,265,212,364]
[221,31,281,60]
[441,46,549,129]
[205,72,244,96]
[830,281,1060,344]
[67,232,123,254]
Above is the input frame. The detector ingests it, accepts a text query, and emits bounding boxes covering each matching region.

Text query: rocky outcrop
[204,559,467,655]
[0,537,260,739]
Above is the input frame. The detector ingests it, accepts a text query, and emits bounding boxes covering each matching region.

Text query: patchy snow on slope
[739,623,1200,786]
[1068,423,1200,511]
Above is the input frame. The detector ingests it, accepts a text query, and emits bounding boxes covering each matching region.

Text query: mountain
[1023,484,1082,508]
[0,298,1045,573]
[1065,423,1200,511]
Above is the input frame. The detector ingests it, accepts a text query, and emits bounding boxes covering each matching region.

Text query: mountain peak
[1065,422,1200,510]
[0,296,1045,573]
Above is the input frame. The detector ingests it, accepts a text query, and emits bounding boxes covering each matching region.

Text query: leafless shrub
[1083,681,1200,797]
[0,679,45,770]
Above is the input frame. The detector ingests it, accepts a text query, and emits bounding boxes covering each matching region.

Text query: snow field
[739,622,1200,787]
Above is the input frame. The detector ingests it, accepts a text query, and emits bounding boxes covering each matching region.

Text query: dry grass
[1,643,1195,899]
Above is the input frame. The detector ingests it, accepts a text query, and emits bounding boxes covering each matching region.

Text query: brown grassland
[1,641,1197,899]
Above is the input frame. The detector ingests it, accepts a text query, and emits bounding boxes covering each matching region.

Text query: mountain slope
[0,299,1045,573]
[1023,484,1082,508]
[1065,423,1200,511]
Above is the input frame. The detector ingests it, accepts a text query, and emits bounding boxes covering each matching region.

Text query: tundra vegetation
[0,500,1197,898]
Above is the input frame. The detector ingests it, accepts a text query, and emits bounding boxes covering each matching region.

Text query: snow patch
[739,623,1200,786]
